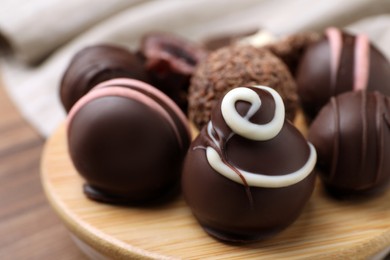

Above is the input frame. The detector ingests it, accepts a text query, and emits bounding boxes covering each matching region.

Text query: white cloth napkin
[0,0,389,137]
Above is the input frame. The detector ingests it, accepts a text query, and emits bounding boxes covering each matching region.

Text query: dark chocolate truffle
[296,27,390,118]
[67,78,191,204]
[308,90,390,198]
[188,45,298,130]
[183,86,316,242]
[60,44,149,112]
[139,32,208,112]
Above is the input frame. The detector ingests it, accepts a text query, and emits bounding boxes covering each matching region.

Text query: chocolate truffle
[296,27,390,118]
[60,44,149,112]
[139,32,208,112]
[183,86,317,242]
[67,78,191,204]
[188,45,298,130]
[308,90,390,198]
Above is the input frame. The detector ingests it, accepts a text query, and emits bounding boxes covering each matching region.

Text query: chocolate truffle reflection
[60,45,149,112]
[182,86,316,243]
[297,27,390,118]
[308,91,390,199]
[67,78,191,204]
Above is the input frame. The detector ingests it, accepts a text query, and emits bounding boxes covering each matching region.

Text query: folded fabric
[0,0,149,64]
[0,0,389,137]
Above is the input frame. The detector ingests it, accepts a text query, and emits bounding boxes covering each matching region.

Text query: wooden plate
[41,123,390,259]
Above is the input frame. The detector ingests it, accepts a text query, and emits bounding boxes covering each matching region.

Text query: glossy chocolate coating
[67,79,191,204]
[139,32,208,112]
[182,87,316,242]
[60,45,149,112]
[297,28,390,118]
[309,91,390,198]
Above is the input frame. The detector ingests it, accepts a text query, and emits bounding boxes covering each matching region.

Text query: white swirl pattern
[206,86,317,188]
[221,86,285,140]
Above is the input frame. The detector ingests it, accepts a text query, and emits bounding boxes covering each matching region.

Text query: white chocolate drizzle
[205,85,317,188]
[221,86,284,140]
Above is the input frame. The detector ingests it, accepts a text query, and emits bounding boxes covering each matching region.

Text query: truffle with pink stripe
[66,78,191,204]
[296,27,390,118]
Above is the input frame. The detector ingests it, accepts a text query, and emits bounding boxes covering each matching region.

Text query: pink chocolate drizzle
[326,27,342,95]
[353,34,370,91]
[67,85,184,150]
[326,27,371,93]
[92,78,191,141]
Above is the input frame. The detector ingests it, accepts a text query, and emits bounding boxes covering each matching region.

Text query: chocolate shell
[188,45,298,130]
[182,86,316,242]
[296,27,390,118]
[308,91,390,199]
[60,45,149,112]
[67,78,191,204]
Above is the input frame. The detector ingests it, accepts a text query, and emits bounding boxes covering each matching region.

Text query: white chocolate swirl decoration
[206,86,317,188]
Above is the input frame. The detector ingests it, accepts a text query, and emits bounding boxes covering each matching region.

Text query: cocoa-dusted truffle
[308,90,390,199]
[183,86,316,242]
[60,44,149,112]
[188,45,298,130]
[296,27,390,118]
[67,78,191,204]
[139,32,208,112]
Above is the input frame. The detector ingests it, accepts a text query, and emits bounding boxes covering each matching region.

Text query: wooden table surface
[0,80,86,259]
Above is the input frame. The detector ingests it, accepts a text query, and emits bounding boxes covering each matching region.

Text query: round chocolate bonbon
[296,27,390,118]
[60,45,149,112]
[183,85,316,242]
[67,78,191,204]
[308,90,390,198]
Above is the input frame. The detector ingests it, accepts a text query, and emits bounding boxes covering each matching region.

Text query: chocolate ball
[139,32,208,112]
[188,45,298,130]
[183,86,316,242]
[296,27,390,118]
[67,78,191,204]
[60,44,149,112]
[308,90,390,199]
